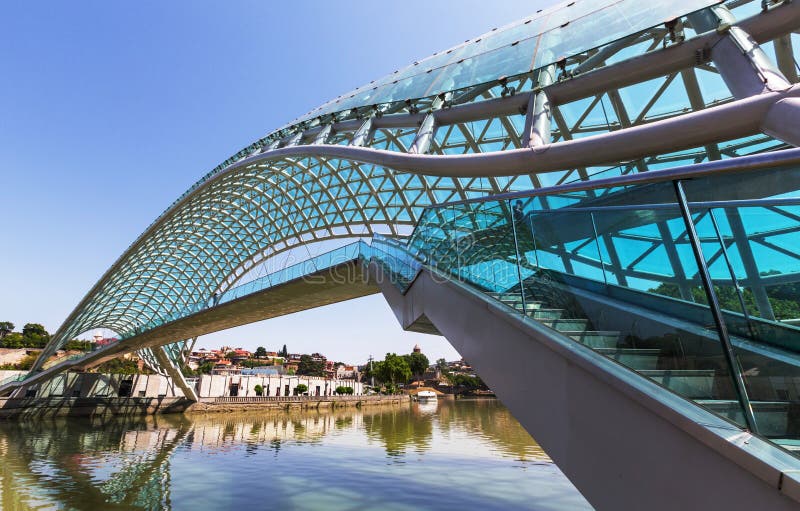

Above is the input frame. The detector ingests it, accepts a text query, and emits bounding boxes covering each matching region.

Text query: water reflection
[0,399,591,510]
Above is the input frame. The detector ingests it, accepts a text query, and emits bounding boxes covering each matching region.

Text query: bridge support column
[153,346,198,402]
[372,262,800,510]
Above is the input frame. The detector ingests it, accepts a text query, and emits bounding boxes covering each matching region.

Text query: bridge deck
[1,259,375,395]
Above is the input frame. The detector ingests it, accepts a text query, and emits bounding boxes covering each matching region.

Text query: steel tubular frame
[21,0,800,382]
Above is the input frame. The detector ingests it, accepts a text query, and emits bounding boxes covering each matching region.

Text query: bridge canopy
[20,0,798,383]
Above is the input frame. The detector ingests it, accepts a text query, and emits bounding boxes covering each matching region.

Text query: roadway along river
[0,398,591,510]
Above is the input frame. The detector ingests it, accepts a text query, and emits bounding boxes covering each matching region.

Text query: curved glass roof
[294,0,720,124]
[29,0,796,373]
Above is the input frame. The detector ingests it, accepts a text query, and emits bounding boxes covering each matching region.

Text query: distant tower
[413,344,421,353]
[93,331,104,344]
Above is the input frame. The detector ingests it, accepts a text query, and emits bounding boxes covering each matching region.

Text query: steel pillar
[409,114,436,154]
[153,345,199,402]
[351,117,374,147]
[524,65,555,148]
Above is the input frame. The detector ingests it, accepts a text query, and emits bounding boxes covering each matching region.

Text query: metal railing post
[510,200,528,313]
[673,180,758,433]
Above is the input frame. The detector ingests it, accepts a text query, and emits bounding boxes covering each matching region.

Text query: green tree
[254,346,267,358]
[254,384,264,396]
[64,339,92,351]
[22,323,48,338]
[22,323,49,348]
[279,344,289,358]
[376,353,411,386]
[297,354,325,376]
[295,383,308,395]
[0,321,14,338]
[649,276,800,321]
[225,351,238,360]
[241,359,272,368]
[0,332,24,348]
[361,359,379,383]
[335,385,354,395]
[449,373,489,393]
[95,358,142,375]
[404,352,429,381]
[436,358,449,373]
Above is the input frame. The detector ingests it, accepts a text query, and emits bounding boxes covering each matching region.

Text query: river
[0,398,591,510]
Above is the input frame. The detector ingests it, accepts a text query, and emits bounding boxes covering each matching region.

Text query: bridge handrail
[0,373,27,387]
[108,241,371,344]
[362,154,800,451]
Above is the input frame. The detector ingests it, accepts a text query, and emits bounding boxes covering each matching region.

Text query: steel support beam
[524,65,555,148]
[285,131,304,147]
[774,34,799,83]
[409,114,436,155]
[710,26,789,99]
[153,345,198,402]
[547,1,800,105]
[220,86,800,177]
[351,117,374,147]
[763,97,800,146]
[312,124,333,145]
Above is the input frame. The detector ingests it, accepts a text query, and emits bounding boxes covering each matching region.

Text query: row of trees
[0,322,51,349]
[362,351,430,391]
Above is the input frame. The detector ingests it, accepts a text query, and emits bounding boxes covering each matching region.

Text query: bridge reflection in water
[0,400,590,511]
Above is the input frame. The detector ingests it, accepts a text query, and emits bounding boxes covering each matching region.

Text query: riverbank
[0,396,191,419]
[188,394,409,414]
[0,394,410,419]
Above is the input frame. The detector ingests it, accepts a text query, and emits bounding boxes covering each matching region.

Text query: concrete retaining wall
[187,394,409,414]
[0,396,191,419]
[0,394,408,419]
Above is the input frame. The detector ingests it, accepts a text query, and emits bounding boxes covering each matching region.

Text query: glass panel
[401,179,753,429]
[693,204,800,440]
[294,0,720,125]
[526,199,744,425]
[682,167,800,442]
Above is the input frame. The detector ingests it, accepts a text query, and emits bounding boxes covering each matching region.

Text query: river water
[0,399,591,510]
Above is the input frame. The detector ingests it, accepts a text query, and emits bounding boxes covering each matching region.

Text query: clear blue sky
[0,1,548,365]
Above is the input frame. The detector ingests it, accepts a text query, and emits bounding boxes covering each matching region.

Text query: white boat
[416,390,437,401]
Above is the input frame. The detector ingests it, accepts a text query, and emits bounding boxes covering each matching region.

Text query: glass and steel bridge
[4,0,800,507]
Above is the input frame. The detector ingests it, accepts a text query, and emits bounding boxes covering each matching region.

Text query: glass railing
[115,241,372,342]
[217,241,366,305]
[17,241,378,380]
[41,352,90,370]
[365,234,423,289]
[368,161,800,453]
[0,373,28,387]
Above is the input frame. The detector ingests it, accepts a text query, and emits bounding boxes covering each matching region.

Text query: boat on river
[416,390,437,402]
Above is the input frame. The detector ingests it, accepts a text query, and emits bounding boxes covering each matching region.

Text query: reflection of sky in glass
[299,0,719,123]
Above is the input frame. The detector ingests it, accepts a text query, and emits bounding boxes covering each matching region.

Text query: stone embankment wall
[187,394,409,414]
[0,370,184,399]
[0,396,191,419]
[0,394,409,419]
